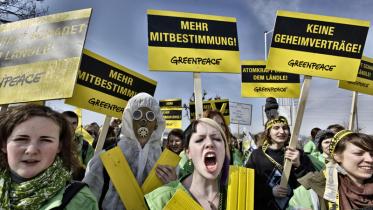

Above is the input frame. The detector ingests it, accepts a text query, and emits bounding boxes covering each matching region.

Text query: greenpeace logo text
[170,56,222,65]
[288,59,336,71]
[254,87,288,92]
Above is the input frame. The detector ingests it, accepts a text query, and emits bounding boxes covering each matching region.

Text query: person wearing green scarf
[0,104,98,210]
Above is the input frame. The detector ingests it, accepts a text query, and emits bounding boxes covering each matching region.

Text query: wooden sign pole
[193,72,203,120]
[94,115,112,154]
[280,75,312,187]
[348,91,358,131]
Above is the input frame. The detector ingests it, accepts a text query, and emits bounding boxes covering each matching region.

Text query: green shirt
[40,186,99,210]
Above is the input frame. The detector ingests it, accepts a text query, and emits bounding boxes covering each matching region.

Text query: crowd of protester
[0,93,372,209]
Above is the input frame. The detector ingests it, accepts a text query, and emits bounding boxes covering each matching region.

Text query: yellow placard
[241,60,300,98]
[148,9,240,73]
[163,189,203,210]
[227,166,254,210]
[189,99,230,124]
[0,9,92,105]
[161,107,183,129]
[159,98,182,108]
[266,10,369,81]
[100,146,148,210]
[65,49,157,118]
[142,148,181,194]
[339,56,373,95]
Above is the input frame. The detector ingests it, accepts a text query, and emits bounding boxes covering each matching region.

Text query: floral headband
[329,129,353,157]
[265,117,288,130]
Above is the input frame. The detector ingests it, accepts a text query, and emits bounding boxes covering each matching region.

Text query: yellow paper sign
[65,49,157,118]
[339,56,373,95]
[148,9,240,73]
[189,99,230,124]
[160,99,183,129]
[0,9,92,105]
[266,10,370,81]
[100,146,148,210]
[227,166,254,210]
[142,148,181,194]
[241,60,300,98]
[163,189,203,210]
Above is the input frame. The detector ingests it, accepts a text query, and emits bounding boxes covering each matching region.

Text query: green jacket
[303,140,317,154]
[40,186,99,210]
[287,171,328,210]
[145,179,185,210]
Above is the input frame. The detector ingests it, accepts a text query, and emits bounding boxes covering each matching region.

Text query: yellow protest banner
[148,9,240,73]
[65,49,157,118]
[266,10,370,81]
[227,166,254,210]
[163,189,203,210]
[141,148,181,194]
[0,9,92,104]
[339,56,373,95]
[241,60,300,98]
[160,98,182,129]
[100,146,148,210]
[189,99,230,124]
[159,98,182,108]
[161,108,183,129]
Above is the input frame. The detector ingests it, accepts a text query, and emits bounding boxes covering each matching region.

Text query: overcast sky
[44,0,373,136]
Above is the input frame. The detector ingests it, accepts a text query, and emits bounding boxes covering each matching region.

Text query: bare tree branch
[0,0,48,23]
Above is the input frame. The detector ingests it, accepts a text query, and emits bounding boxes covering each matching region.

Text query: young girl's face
[187,122,225,180]
[334,142,373,184]
[2,117,61,178]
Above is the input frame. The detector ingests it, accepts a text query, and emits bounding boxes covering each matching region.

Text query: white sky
[43,0,373,136]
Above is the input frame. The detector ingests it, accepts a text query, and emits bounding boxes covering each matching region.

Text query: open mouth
[204,152,217,173]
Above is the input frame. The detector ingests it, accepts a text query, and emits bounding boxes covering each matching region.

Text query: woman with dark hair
[0,104,98,210]
[245,116,314,210]
[288,131,373,210]
[145,118,230,210]
[166,128,184,155]
[204,109,243,166]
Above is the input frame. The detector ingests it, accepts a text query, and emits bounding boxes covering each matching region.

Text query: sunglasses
[132,110,156,121]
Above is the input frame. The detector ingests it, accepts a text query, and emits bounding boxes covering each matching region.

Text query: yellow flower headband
[329,129,353,157]
[265,116,288,130]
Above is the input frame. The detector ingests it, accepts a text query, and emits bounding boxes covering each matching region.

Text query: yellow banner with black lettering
[189,99,230,124]
[161,107,183,129]
[160,98,182,129]
[241,60,300,98]
[148,9,240,73]
[65,49,157,118]
[266,10,369,81]
[0,8,92,105]
[339,56,373,95]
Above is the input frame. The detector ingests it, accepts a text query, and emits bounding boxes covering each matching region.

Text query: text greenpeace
[170,56,222,65]
[254,87,288,92]
[288,59,336,71]
[88,98,124,113]
[0,72,45,88]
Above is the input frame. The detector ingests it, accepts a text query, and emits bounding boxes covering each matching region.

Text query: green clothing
[178,151,193,178]
[145,179,185,210]
[303,140,317,154]
[231,148,244,166]
[287,171,328,210]
[75,134,94,166]
[145,177,226,210]
[40,186,99,210]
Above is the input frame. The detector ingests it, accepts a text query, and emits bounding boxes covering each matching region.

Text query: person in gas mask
[83,92,177,209]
